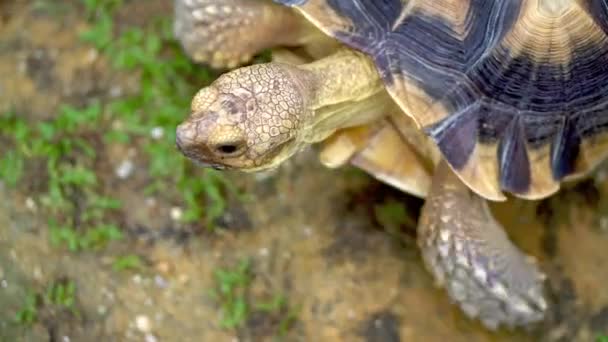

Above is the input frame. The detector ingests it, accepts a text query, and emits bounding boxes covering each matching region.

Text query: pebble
[347,310,356,319]
[150,127,164,140]
[170,207,183,221]
[154,275,168,289]
[97,305,107,316]
[145,197,157,207]
[135,315,152,333]
[25,197,37,211]
[144,334,158,342]
[258,247,269,257]
[109,85,123,98]
[600,216,608,232]
[178,274,189,285]
[115,159,135,179]
[155,261,170,274]
[85,48,98,64]
[33,266,43,281]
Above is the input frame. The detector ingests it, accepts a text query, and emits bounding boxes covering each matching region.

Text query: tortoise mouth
[175,133,298,172]
[175,137,229,170]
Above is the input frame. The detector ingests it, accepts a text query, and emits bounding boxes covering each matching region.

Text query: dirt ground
[1,1,608,341]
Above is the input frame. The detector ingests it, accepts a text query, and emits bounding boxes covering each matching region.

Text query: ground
[1,1,608,341]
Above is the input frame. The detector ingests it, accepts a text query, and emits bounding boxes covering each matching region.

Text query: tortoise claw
[418,161,547,329]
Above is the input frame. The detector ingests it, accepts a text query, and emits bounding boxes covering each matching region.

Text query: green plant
[210,259,253,329]
[78,5,234,228]
[49,222,123,252]
[598,335,608,342]
[14,291,39,326]
[112,254,144,271]
[45,280,77,313]
[256,294,300,337]
[373,199,416,232]
[14,279,78,326]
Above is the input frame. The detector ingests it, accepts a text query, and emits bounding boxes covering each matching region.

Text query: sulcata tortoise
[173,0,608,330]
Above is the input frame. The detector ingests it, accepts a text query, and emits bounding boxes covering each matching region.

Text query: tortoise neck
[300,49,384,109]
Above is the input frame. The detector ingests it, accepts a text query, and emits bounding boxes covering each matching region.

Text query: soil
[1,1,608,341]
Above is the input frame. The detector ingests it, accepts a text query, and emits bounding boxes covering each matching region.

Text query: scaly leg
[417,161,547,329]
[174,0,318,68]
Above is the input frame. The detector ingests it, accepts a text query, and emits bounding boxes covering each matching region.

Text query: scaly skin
[175,49,386,171]
[174,2,549,330]
[174,0,319,69]
[418,161,547,329]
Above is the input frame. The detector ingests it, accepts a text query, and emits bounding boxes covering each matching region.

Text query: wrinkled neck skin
[238,49,388,173]
[302,90,395,143]
[298,48,389,143]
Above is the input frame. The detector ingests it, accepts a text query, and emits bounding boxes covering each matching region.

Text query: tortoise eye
[212,140,246,156]
[217,144,238,154]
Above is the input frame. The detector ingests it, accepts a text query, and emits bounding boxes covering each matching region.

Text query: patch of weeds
[14,279,79,326]
[78,2,235,229]
[14,291,39,326]
[112,254,144,271]
[1,103,124,251]
[255,294,301,338]
[0,150,24,187]
[598,335,608,342]
[373,199,416,236]
[49,221,123,252]
[209,259,300,337]
[210,258,253,329]
[45,279,78,315]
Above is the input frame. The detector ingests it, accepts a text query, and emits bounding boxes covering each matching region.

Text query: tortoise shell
[275,0,608,201]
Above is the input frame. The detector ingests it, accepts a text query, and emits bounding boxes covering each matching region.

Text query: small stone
[135,315,152,333]
[178,274,189,285]
[150,127,164,140]
[97,305,107,315]
[109,85,122,98]
[25,197,37,211]
[132,274,143,285]
[600,216,608,232]
[33,267,43,281]
[258,247,269,257]
[115,159,134,179]
[145,198,157,207]
[155,262,170,274]
[144,334,158,342]
[155,275,168,289]
[170,207,183,221]
[85,48,98,64]
[1,280,7,288]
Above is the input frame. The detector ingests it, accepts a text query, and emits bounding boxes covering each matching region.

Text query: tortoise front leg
[174,0,317,69]
[417,161,547,329]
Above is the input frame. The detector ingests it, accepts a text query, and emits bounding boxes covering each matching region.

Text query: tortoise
[173,0,608,330]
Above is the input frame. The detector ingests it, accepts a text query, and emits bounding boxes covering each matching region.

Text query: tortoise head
[175,63,314,172]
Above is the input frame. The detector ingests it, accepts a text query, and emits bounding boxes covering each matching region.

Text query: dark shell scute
[425,101,480,170]
[498,116,531,193]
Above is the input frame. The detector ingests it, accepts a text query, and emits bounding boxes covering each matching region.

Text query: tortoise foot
[418,162,547,330]
[174,0,309,69]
